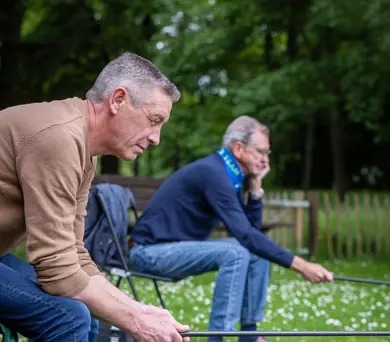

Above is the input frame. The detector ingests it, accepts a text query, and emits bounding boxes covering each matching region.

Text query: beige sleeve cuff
[40,268,91,297]
[82,264,104,277]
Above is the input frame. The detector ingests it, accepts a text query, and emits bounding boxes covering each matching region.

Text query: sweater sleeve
[17,124,93,297]
[204,170,295,268]
[73,161,103,278]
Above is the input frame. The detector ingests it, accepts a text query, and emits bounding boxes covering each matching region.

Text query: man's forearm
[290,255,306,273]
[73,275,141,335]
[90,275,141,310]
[290,255,334,283]
[73,275,191,342]
[248,178,262,193]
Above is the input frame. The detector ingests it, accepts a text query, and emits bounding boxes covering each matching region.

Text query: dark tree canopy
[1,0,390,198]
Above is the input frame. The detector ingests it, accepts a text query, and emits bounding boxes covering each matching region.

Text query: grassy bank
[122,259,390,342]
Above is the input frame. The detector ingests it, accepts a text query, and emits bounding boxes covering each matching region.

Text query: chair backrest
[85,184,143,303]
[127,188,140,223]
[92,175,165,211]
[0,323,18,342]
[84,185,131,268]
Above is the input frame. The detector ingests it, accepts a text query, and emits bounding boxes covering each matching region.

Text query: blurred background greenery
[2,0,390,199]
[2,1,390,341]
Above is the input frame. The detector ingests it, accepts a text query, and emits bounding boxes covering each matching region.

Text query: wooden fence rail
[266,191,390,259]
[263,191,312,256]
[93,174,389,260]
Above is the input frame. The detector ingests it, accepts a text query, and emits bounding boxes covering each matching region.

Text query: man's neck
[87,100,109,157]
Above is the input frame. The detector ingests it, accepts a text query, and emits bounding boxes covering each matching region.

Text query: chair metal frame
[92,188,177,308]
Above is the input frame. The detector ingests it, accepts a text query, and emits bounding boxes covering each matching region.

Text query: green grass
[12,258,390,342]
[9,189,390,341]
[118,259,390,342]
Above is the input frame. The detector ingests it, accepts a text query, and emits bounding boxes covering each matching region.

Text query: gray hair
[86,52,180,107]
[222,116,269,150]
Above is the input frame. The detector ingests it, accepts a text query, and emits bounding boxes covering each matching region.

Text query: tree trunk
[101,155,120,174]
[133,158,140,176]
[287,5,299,61]
[131,13,155,177]
[264,31,274,69]
[322,27,346,200]
[329,104,347,201]
[0,1,26,109]
[302,119,315,192]
[147,149,154,176]
[173,140,181,171]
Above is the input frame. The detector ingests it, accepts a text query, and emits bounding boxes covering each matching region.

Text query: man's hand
[258,162,271,180]
[290,256,333,283]
[131,304,190,342]
[300,262,334,283]
[74,276,190,342]
[248,162,270,192]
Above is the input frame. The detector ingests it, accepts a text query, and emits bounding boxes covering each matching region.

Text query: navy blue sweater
[131,153,295,268]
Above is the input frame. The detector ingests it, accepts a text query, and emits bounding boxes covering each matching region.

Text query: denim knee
[40,299,92,341]
[222,245,250,266]
[253,255,269,267]
[68,300,92,334]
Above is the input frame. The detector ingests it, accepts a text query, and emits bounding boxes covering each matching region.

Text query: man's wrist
[290,256,306,273]
[249,188,264,200]
[248,177,262,192]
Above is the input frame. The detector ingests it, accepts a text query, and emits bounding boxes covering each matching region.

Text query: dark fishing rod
[334,275,390,286]
[181,330,390,337]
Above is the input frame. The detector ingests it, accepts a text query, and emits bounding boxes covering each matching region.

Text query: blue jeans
[0,253,99,342]
[130,238,269,342]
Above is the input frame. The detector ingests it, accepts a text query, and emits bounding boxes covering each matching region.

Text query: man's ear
[108,87,127,115]
[231,141,244,159]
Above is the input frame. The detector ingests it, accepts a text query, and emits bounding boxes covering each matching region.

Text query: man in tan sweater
[0,52,190,342]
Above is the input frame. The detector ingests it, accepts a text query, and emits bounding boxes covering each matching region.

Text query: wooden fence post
[293,191,305,250]
[323,193,334,259]
[385,197,390,258]
[345,195,353,258]
[364,193,371,255]
[335,194,343,258]
[308,191,319,257]
[354,193,362,257]
[374,195,381,256]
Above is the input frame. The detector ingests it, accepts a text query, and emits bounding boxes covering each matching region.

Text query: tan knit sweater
[0,97,102,297]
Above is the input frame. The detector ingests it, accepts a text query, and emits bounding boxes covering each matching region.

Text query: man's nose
[148,130,160,146]
[261,154,269,163]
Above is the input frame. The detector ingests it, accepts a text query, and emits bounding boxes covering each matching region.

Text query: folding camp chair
[0,323,18,342]
[91,186,178,309]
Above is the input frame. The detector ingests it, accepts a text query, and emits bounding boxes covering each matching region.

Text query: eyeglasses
[247,146,271,157]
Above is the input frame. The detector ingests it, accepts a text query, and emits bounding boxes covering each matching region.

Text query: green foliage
[2,0,390,190]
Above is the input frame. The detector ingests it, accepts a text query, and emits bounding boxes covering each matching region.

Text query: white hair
[222,116,269,150]
[86,52,180,107]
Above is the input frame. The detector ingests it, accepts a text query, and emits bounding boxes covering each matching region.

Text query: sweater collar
[217,147,245,192]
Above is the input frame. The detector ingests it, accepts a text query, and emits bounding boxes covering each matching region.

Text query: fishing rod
[181,330,390,337]
[334,275,390,286]
[179,277,390,339]
[179,276,390,339]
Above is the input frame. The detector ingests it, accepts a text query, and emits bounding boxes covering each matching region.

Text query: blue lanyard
[217,147,245,192]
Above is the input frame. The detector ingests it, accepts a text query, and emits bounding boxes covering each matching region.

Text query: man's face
[106,87,172,160]
[233,129,270,177]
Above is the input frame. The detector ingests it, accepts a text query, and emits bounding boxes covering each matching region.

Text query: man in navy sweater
[130,116,333,342]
